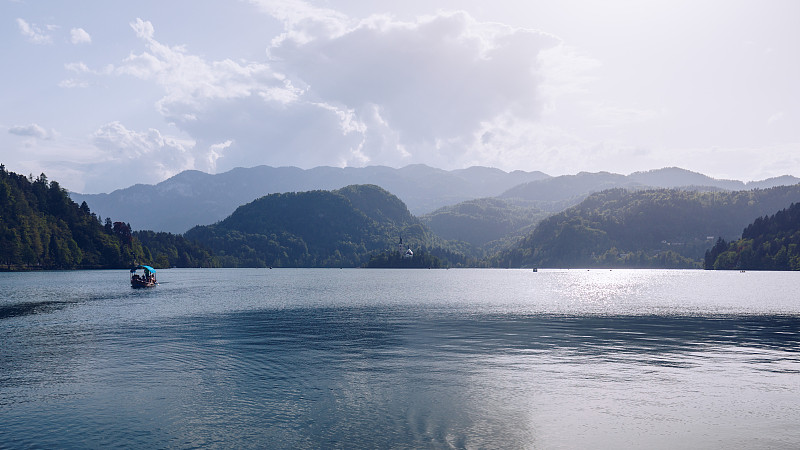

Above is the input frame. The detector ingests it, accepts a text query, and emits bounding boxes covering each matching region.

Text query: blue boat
[130,265,157,288]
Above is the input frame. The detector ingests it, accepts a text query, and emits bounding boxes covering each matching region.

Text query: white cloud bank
[111,5,571,174]
[89,121,196,185]
[4,0,800,195]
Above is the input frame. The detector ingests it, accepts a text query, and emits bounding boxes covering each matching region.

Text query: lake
[1,268,799,449]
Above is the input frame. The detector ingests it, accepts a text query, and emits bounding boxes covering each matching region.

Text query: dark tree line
[705,202,800,270]
[494,186,800,269]
[363,249,444,268]
[0,165,217,270]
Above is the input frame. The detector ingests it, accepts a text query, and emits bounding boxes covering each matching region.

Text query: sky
[2,0,799,194]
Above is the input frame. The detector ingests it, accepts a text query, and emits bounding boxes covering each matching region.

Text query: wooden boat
[130,265,157,288]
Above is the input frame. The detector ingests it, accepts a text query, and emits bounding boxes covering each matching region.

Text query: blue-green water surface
[1,269,799,449]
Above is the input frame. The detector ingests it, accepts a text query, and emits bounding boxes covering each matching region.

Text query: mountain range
[183,184,461,268]
[70,165,799,235]
[70,165,547,234]
[499,168,800,211]
[8,161,800,270]
[495,184,800,269]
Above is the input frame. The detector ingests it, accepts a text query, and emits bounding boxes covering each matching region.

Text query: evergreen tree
[0,166,218,270]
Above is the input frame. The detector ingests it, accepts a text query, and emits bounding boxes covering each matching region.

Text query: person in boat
[130,265,157,287]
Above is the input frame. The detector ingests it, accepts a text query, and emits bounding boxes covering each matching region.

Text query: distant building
[398,236,413,259]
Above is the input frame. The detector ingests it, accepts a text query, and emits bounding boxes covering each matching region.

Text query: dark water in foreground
[1,269,799,449]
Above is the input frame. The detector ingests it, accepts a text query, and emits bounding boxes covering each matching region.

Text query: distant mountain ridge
[422,167,800,256]
[499,167,800,211]
[70,164,799,234]
[494,184,800,269]
[70,164,549,233]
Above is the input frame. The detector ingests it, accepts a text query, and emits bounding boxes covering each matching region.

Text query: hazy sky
[2,0,799,193]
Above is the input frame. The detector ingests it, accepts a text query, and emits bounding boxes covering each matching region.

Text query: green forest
[704,202,800,270]
[185,184,474,268]
[494,186,800,269]
[4,164,800,271]
[0,165,217,270]
[421,197,547,258]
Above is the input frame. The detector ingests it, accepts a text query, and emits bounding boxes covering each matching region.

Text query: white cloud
[115,17,356,170]
[207,140,233,171]
[118,18,298,113]
[264,9,561,168]
[17,18,53,44]
[91,121,197,185]
[92,121,192,159]
[110,8,572,173]
[9,123,53,139]
[58,78,89,88]
[130,17,155,40]
[65,62,91,73]
[469,113,596,173]
[70,28,91,44]
[248,0,350,46]
[64,61,114,75]
[538,44,601,99]
[60,62,114,88]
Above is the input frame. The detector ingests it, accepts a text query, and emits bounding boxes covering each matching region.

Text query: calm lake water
[1,268,799,449]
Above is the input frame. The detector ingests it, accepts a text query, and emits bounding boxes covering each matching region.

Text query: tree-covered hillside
[71,164,549,233]
[421,197,548,257]
[0,165,217,270]
[134,230,218,269]
[493,185,800,269]
[704,202,800,270]
[185,184,470,268]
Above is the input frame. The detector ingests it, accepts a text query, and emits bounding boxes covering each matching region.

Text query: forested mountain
[498,168,799,213]
[70,164,799,236]
[420,198,548,257]
[427,167,799,259]
[493,185,800,269]
[10,161,800,271]
[71,164,549,233]
[133,230,218,269]
[500,171,639,210]
[705,202,800,270]
[0,165,217,270]
[184,184,470,268]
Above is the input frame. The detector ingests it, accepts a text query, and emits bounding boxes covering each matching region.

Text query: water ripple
[2,269,800,448]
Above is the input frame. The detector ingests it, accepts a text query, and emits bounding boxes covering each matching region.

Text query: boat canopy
[130,265,156,274]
